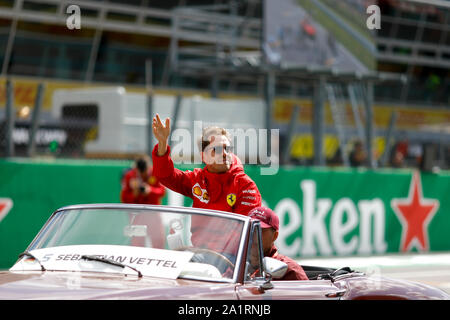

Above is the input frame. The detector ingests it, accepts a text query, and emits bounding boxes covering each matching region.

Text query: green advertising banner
[0,158,131,269]
[1,159,449,269]
[247,167,450,258]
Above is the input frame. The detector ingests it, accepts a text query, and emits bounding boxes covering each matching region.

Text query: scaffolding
[0,0,415,167]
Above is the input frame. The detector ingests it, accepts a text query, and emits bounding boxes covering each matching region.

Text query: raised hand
[152,114,171,156]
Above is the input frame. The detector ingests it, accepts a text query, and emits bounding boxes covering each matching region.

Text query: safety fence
[1,158,450,269]
[1,77,450,169]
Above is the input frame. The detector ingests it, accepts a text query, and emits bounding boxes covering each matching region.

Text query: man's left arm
[233,180,262,215]
[283,263,309,281]
[279,256,309,281]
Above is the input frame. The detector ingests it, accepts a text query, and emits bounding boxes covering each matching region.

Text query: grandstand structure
[0,0,448,169]
[0,0,262,89]
[0,0,447,97]
[376,0,449,105]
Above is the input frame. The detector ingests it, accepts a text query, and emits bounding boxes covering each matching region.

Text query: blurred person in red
[391,136,409,168]
[151,114,262,261]
[120,154,166,248]
[248,207,308,281]
[121,155,166,205]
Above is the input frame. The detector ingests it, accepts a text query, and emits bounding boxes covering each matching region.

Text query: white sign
[10,245,194,280]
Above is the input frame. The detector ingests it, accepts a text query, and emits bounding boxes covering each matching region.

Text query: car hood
[338,275,450,300]
[0,271,237,300]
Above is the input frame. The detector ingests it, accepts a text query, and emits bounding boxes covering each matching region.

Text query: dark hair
[136,158,148,172]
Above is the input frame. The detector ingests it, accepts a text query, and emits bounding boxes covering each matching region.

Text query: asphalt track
[298,252,450,294]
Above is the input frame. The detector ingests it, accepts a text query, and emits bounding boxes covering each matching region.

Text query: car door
[235,222,343,300]
[236,279,344,300]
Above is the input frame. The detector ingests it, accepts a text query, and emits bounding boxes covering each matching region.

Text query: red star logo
[391,172,439,252]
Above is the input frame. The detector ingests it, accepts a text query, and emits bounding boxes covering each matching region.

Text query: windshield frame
[24,203,251,283]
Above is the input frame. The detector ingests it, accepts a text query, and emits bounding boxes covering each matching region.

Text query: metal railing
[0,0,261,83]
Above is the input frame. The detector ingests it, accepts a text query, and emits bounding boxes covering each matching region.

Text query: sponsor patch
[192,183,209,203]
[227,193,237,207]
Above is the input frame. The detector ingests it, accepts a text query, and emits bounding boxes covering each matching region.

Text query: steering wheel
[177,247,235,274]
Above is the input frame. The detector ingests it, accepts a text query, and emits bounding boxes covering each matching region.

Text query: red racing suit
[120,167,166,205]
[152,144,262,255]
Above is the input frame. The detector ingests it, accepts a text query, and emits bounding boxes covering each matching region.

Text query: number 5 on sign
[66,5,81,30]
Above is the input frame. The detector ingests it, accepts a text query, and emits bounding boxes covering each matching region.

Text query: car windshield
[14,206,247,282]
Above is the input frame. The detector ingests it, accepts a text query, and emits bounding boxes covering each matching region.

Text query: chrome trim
[54,203,250,223]
[332,272,366,282]
[325,289,347,298]
[242,220,265,284]
[232,218,251,284]
[177,274,235,284]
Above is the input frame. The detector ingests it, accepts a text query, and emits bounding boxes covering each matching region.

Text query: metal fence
[1,77,449,172]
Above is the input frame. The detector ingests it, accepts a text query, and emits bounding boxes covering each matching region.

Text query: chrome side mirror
[263,257,287,279]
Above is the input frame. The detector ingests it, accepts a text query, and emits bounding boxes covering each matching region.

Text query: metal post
[326,84,349,167]
[1,0,22,76]
[2,19,17,76]
[163,12,179,87]
[146,59,154,155]
[85,6,106,82]
[264,70,275,157]
[85,28,103,82]
[27,83,45,157]
[381,110,398,167]
[347,84,365,143]
[401,11,426,102]
[282,104,300,164]
[228,0,238,57]
[211,76,219,98]
[5,79,15,157]
[313,77,326,166]
[363,81,376,168]
[169,13,179,72]
[161,46,172,87]
[169,94,182,142]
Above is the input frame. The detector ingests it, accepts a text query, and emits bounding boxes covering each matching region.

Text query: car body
[0,204,448,300]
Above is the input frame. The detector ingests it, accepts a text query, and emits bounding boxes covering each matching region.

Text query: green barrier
[0,158,132,269]
[1,159,449,269]
[247,167,450,258]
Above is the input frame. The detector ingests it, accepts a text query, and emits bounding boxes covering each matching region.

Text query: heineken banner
[248,167,449,257]
[1,159,449,269]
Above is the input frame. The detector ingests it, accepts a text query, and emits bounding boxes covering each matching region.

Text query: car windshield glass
[23,207,245,281]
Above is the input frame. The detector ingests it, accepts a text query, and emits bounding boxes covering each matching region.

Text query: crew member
[249,206,309,280]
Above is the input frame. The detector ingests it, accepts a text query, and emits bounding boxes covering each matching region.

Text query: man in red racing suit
[151,114,262,260]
